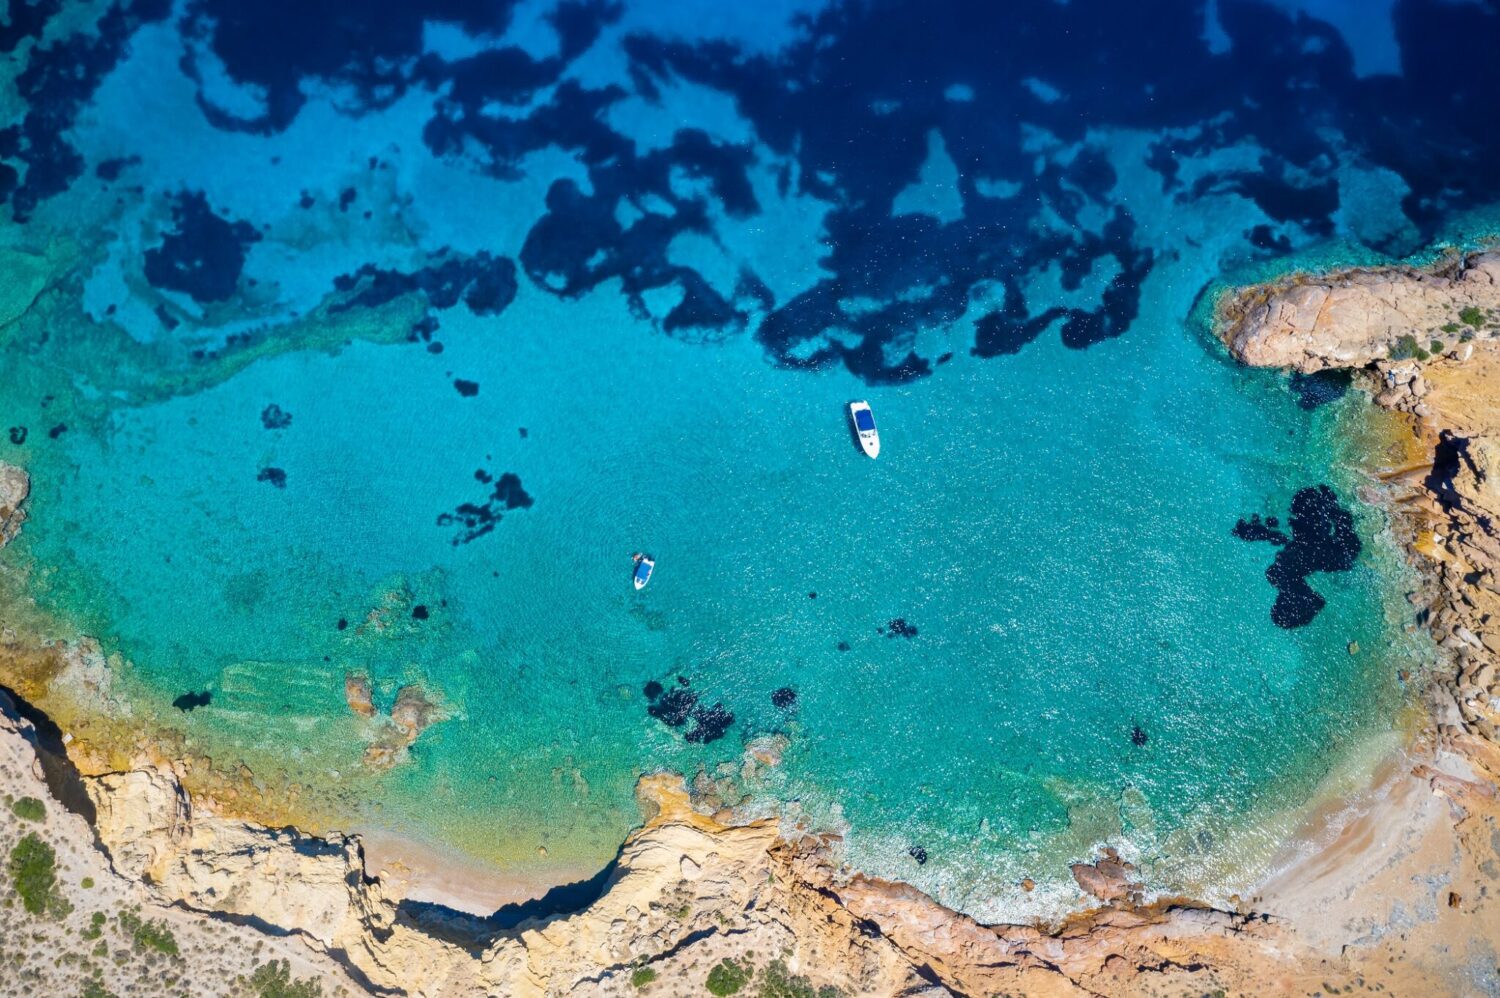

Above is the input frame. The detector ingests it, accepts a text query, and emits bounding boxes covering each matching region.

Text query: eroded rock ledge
[1216,250,1500,372]
[64,752,1288,998]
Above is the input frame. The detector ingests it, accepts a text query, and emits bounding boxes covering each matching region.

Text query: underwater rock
[0,461,29,546]
[344,673,375,718]
[743,734,788,769]
[1130,725,1148,746]
[771,687,797,709]
[908,846,928,865]
[453,378,479,397]
[391,684,438,737]
[257,467,287,488]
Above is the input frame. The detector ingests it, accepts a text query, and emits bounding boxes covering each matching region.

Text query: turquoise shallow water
[3,0,1491,922]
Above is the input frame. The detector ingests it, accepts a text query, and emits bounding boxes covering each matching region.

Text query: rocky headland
[5,249,1500,996]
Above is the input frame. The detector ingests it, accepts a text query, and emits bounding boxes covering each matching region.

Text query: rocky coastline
[4,249,1500,995]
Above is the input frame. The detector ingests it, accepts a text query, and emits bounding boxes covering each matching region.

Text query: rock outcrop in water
[1216,251,1500,372]
[0,460,29,546]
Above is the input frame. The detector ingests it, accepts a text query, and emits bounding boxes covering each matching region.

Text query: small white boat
[632,553,655,590]
[849,400,880,459]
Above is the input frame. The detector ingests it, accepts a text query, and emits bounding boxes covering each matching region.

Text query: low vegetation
[8,831,67,917]
[756,960,844,998]
[631,965,658,988]
[706,958,752,996]
[118,908,179,956]
[237,959,323,998]
[1389,334,1429,361]
[1459,306,1486,329]
[9,796,45,821]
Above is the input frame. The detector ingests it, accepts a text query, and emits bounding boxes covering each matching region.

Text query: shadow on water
[0,683,97,824]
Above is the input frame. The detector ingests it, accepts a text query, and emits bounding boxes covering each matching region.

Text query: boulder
[1070,848,1141,904]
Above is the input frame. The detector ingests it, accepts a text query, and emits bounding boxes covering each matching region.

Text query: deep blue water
[1,0,1492,919]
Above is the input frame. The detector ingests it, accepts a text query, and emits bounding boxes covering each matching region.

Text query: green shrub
[1389,334,1421,361]
[1459,306,1485,329]
[10,797,45,821]
[82,910,107,940]
[631,966,658,988]
[80,877,94,889]
[118,909,179,956]
[1442,322,1461,334]
[242,959,323,998]
[707,959,752,996]
[8,832,62,916]
[756,959,844,998]
[81,981,118,998]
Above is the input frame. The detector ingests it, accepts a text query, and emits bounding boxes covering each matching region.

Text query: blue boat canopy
[634,561,652,580]
[854,409,876,431]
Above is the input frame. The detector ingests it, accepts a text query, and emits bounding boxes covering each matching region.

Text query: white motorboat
[849,400,880,458]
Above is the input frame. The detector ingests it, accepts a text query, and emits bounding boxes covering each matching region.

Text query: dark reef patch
[1130,724,1148,747]
[885,618,918,639]
[1,0,170,219]
[908,846,928,865]
[644,676,735,744]
[437,469,533,545]
[411,604,429,620]
[257,466,287,488]
[1235,485,1360,628]
[260,403,292,429]
[771,687,797,710]
[172,689,211,712]
[330,251,518,318]
[7,427,26,445]
[1288,369,1351,410]
[143,191,262,304]
[646,685,697,727]
[94,154,139,181]
[454,379,479,397]
[684,702,733,744]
